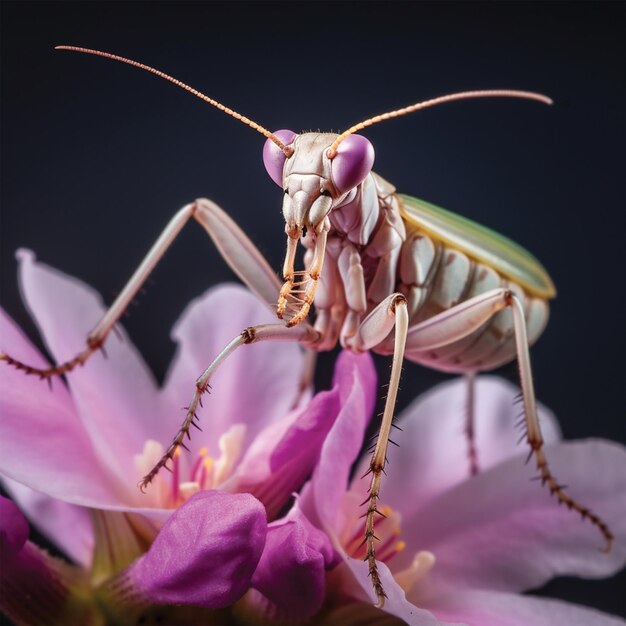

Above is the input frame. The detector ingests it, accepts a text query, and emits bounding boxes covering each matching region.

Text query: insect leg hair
[355,293,409,609]
[1,202,197,378]
[1,197,283,380]
[139,321,319,490]
[464,371,480,476]
[508,293,613,550]
[404,289,613,552]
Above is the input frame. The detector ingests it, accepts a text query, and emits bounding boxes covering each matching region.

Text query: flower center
[134,424,246,508]
[343,499,406,564]
[340,490,435,595]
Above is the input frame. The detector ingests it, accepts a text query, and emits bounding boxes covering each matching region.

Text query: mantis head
[54,46,552,326]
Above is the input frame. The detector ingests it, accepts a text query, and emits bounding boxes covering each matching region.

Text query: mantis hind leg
[506,294,613,550]
[359,288,613,607]
[405,289,613,548]
[464,371,480,476]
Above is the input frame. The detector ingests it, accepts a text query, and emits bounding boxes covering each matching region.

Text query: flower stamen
[394,551,436,594]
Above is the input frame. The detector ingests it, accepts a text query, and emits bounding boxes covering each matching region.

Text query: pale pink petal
[352,376,560,523]
[299,351,377,537]
[402,440,626,592]
[424,588,626,626]
[1,477,93,568]
[16,250,161,488]
[338,557,448,626]
[0,308,124,507]
[159,284,305,458]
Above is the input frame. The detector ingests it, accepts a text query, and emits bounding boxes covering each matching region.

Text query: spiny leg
[1,203,194,378]
[404,288,613,551]
[1,197,283,381]
[507,294,613,550]
[139,321,320,491]
[355,294,409,609]
[464,371,480,476]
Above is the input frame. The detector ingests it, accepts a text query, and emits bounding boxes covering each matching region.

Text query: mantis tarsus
[1,46,613,609]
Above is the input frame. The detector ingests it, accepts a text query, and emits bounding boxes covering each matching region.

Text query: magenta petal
[127,490,266,607]
[0,496,29,555]
[0,497,94,625]
[1,478,93,567]
[425,588,626,626]
[300,351,377,535]
[236,388,341,519]
[251,506,338,619]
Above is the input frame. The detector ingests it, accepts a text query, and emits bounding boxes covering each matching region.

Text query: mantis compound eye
[262,129,297,187]
[329,134,375,194]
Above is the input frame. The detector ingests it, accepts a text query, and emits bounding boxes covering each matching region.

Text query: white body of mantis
[1,47,613,609]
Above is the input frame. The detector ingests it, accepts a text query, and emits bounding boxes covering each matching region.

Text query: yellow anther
[198,447,208,457]
[381,505,393,516]
[393,526,402,536]
[203,457,214,471]
[174,447,182,458]
[395,540,406,552]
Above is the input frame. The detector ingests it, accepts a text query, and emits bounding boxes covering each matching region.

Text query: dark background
[1,1,624,620]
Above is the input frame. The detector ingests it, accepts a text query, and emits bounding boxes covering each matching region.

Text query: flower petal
[0,497,96,625]
[159,284,305,458]
[251,504,337,619]
[0,307,124,507]
[1,477,93,568]
[16,250,161,488]
[299,351,377,538]
[234,387,341,519]
[405,440,626,592]
[424,588,626,626]
[0,496,29,554]
[337,557,447,626]
[352,376,561,523]
[125,490,266,607]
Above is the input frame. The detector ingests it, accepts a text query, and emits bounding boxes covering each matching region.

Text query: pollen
[395,540,406,552]
[134,424,247,509]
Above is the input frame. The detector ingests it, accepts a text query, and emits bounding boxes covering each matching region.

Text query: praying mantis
[0,46,613,609]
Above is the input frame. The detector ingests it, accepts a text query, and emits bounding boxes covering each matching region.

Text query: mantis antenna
[54,45,292,154]
[327,89,553,158]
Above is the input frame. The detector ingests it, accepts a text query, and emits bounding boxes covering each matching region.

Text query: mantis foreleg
[0,198,282,378]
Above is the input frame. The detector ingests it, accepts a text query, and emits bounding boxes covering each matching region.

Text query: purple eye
[262,130,297,187]
[330,134,375,194]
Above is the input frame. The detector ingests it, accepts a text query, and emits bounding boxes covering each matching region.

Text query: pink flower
[298,376,626,625]
[0,250,371,620]
[2,250,625,625]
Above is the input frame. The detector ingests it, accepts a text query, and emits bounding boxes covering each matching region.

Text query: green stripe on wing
[399,194,556,299]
